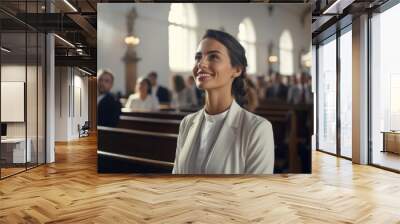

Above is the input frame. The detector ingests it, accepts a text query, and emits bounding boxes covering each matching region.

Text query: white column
[46,33,55,163]
[312,45,317,151]
[55,67,74,141]
[352,14,369,164]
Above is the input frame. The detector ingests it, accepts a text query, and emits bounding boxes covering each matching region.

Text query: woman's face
[192,38,241,91]
[136,80,148,96]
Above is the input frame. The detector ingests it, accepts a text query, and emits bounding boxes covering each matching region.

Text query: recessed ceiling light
[54,34,75,48]
[322,0,354,15]
[63,0,78,12]
[1,47,11,53]
[78,67,92,76]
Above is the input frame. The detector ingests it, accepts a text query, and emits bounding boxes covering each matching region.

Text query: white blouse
[125,93,160,112]
[192,109,229,173]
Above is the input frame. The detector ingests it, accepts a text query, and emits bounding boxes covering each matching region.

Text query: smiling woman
[172,29,275,174]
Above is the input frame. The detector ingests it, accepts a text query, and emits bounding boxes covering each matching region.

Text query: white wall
[98,3,311,95]
[1,64,46,163]
[55,67,69,141]
[1,65,27,139]
[1,65,38,137]
[55,67,89,141]
[312,45,317,151]
[72,74,89,138]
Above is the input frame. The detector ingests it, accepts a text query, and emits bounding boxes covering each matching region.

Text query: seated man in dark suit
[97,70,121,127]
[265,72,288,103]
[147,71,171,104]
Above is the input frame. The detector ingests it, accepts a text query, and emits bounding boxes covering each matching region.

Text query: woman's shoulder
[176,90,186,98]
[241,109,273,131]
[183,109,202,120]
[179,109,202,126]
[182,87,192,94]
[128,93,139,100]
[147,95,159,102]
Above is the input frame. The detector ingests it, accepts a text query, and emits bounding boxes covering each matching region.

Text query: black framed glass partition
[370,2,400,172]
[0,1,46,179]
[0,30,28,177]
[339,26,353,159]
[314,0,400,172]
[316,24,353,159]
[317,35,337,155]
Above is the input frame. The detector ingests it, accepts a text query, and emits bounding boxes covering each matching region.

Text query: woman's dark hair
[145,78,152,94]
[173,74,186,93]
[139,77,152,94]
[202,29,248,107]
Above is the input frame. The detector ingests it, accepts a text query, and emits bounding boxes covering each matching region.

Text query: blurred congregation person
[287,73,303,104]
[265,72,288,103]
[287,74,296,87]
[302,73,313,104]
[97,69,121,127]
[147,71,171,104]
[244,77,259,112]
[171,74,198,110]
[186,76,204,107]
[287,72,313,105]
[256,75,267,101]
[125,77,160,112]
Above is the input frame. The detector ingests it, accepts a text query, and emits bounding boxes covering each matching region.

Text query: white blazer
[172,100,274,174]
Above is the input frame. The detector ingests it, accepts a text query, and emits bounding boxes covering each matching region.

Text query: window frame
[315,24,353,161]
[237,17,257,75]
[168,3,197,72]
[279,30,294,76]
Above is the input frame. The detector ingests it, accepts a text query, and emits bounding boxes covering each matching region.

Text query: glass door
[0,1,47,179]
[1,30,28,178]
[317,35,337,155]
[370,3,400,171]
[339,27,352,159]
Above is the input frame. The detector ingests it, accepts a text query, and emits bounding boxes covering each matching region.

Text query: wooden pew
[255,103,312,173]
[100,105,311,174]
[118,116,181,134]
[99,111,185,173]
[257,101,312,111]
[254,110,298,173]
[121,110,188,120]
[98,126,177,173]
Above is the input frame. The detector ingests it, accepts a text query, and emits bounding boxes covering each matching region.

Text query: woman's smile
[196,71,214,82]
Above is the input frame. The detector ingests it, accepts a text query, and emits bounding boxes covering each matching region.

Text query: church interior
[0,0,399,222]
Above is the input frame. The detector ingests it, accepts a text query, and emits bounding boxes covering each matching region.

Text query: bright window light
[168,3,197,72]
[237,18,257,75]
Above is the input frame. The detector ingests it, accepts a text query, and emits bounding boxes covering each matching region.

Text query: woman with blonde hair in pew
[172,29,274,174]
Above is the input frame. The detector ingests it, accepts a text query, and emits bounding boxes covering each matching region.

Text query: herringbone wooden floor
[1,135,400,224]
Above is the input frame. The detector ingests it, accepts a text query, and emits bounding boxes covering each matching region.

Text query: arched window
[279,30,294,76]
[237,18,256,74]
[168,3,197,72]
